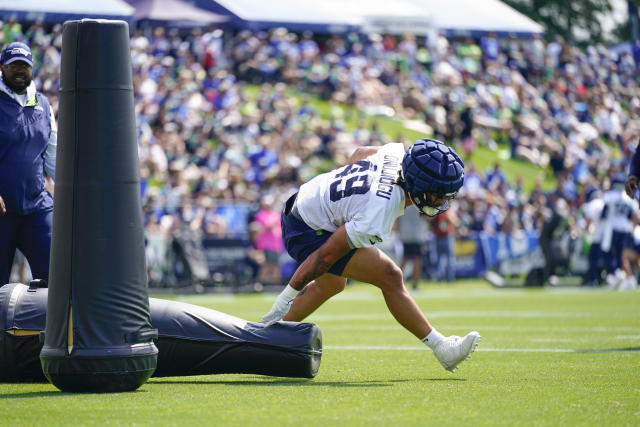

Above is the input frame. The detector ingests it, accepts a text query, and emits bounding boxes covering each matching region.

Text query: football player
[260,139,480,372]
[601,174,638,287]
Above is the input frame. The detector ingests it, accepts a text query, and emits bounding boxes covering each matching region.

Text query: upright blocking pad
[39,20,157,392]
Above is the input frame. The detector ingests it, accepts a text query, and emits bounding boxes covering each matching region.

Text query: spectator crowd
[3,18,639,287]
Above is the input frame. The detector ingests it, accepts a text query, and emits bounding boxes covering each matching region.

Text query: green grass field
[1,280,639,426]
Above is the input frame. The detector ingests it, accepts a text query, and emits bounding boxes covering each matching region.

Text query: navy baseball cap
[0,42,33,67]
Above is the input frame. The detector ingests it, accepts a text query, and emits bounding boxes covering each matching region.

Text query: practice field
[1,280,638,426]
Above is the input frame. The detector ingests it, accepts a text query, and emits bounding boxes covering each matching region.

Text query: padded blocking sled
[0,283,322,382]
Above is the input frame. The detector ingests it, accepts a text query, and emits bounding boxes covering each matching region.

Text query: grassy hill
[244,84,556,192]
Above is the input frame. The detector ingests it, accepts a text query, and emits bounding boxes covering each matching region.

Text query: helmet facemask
[410,191,458,217]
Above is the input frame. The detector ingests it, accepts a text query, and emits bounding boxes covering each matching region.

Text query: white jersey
[601,189,637,233]
[296,143,407,248]
[600,188,637,252]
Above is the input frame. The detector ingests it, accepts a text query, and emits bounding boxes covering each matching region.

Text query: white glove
[260,284,300,326]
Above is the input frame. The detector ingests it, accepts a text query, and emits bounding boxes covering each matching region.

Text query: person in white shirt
[582,187,605,287]
[397,205,430,290]
[260,139,480,372]
[600,174,638,288]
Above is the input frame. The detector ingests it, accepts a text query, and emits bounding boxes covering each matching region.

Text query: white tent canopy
[328,0,434,35]
[0,0,542,35]
[216,0,357,25]
[197,0,542,35]
[0,0,134,23]
[198,0,432,33]
[416,0,543,35]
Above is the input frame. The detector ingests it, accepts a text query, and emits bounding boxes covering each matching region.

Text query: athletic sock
[422,328,445,350]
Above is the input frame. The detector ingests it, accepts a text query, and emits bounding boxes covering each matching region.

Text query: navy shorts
[403,242,424,257]
[281,193,356,277]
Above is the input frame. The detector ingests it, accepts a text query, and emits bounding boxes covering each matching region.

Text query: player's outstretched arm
[260,284,300,326]
[289,225,351,290]
[260,225,352,326]
[0,195,5,215]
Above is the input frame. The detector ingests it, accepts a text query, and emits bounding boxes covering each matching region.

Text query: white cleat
[433,331,481,372]
[606,274,619,290]
[619,276,638,291]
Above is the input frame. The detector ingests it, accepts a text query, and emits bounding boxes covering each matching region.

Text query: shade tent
[192,0,363,33]
[192,0,542,36]
[0,0,134,24]
[324,0,434,36]
[125,0,228,28]
[415,0,543,37]
[1,0,543,35]
[191,0,434,34]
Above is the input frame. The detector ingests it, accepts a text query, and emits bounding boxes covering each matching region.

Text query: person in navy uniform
[0,42,57,286]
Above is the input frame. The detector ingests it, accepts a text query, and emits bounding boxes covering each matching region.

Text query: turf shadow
[149,377,465,386]
[0,389,150,399]
[149,379,394,387]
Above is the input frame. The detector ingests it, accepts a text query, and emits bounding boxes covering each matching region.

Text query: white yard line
[309,311,604,321]
[322,325,640,332]
[324,345,640,353]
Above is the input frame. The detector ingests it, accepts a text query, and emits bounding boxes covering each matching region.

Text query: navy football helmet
[401,139,465,216]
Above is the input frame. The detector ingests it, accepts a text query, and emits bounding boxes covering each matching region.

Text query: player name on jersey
[376,154,400,200]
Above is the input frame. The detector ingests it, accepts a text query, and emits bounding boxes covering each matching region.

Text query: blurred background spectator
[430,207,460,283]
[2,8,639,289]
[397,206,430,290]
[249,194,284,287]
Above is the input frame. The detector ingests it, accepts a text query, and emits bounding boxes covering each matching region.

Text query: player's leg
[611,231,624,273]
[0,214,19,285]
[620,247,639,289]
[283,274,347,321]
[585,242,602,286]
[342,246,479,372]
[342,247,432,339]
[15,209,52,282]
[621,247,634,277]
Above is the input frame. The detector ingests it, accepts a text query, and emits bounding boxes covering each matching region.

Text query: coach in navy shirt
[0,42,57,286]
